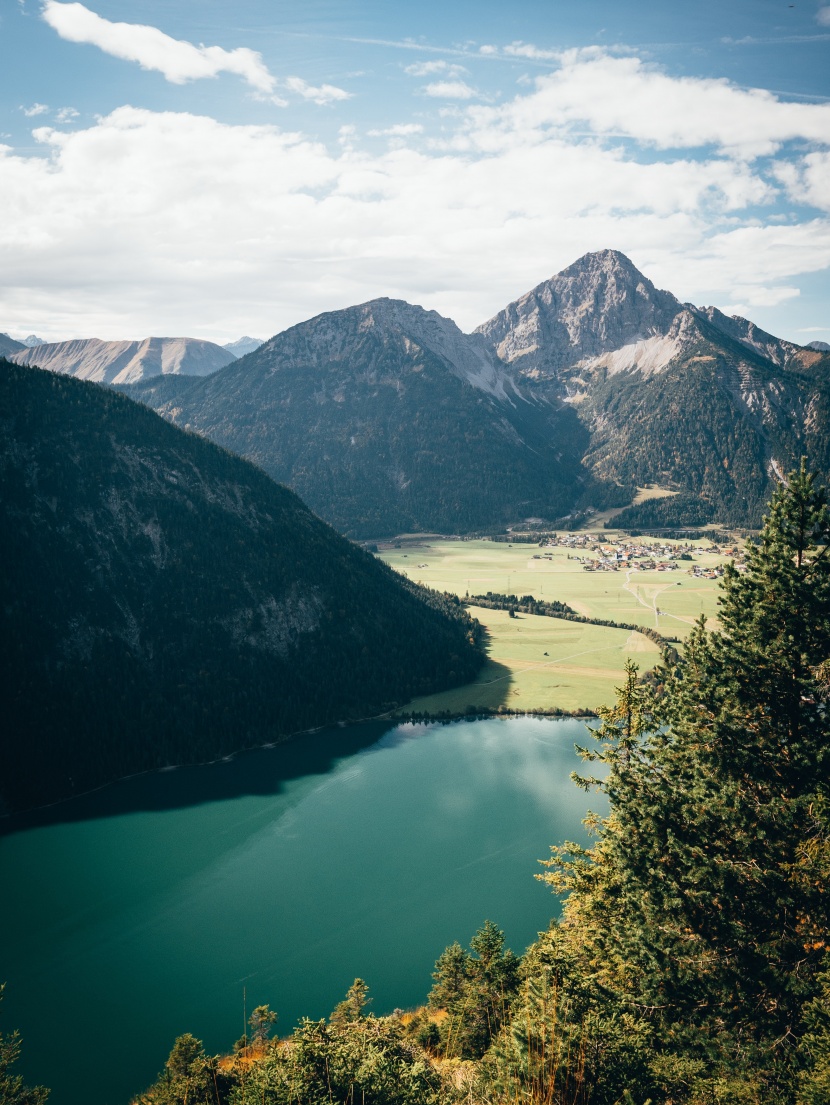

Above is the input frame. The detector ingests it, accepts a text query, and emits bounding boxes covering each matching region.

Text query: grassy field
[378,536,731,714]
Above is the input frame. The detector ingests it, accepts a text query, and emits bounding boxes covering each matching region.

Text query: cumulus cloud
[423,80,477,100]
[502,42,560,61]
[54,106,79,123]
[405,60,467,77]
[459,50,830,160]
[282,76,351,106]
[2,50,829,341]
[817,6,830,25]
[367,124,425,137]
[22,103,49,117]
[40,1,350,104]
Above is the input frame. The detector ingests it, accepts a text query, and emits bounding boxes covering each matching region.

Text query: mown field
[378,537,731,713]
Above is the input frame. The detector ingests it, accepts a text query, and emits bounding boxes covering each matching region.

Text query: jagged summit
[475,250,682,376]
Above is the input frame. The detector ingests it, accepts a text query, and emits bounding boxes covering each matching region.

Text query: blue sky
[2,0,829,344]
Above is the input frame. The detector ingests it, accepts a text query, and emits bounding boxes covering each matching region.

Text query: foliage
[133,1034,233,1105]
[578,332,830,529]
[798,961,830,1105]
[248,1006,278,1046]
[231,1014,444,1105]
[0,360,485,813]
[607,493,713,530]
[0,986,49,1105]
[478,926,655,1105]
[428,921,520,1059]
[533,462,830,1101]
[330,979,370,1026]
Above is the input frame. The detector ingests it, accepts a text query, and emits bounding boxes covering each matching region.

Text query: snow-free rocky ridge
[11,335,235,384]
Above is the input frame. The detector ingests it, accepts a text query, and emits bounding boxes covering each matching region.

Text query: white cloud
[503,42,561,61]
[817,6,830,26]
[405,60,467,77]
[773,150,830,212]
[54,106,79,123]
[41,1,277,92]
[459,50,830,160]
[282,76,351,106]
[423,80,477,100]
[22,103,49,117]
[368,124,425,137]
[39,1,351,105]
[2,49,829,342]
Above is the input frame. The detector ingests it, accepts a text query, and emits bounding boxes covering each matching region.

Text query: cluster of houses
[530,536,745,575]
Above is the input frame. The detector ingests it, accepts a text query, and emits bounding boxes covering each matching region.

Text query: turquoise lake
[0,715,604,1105]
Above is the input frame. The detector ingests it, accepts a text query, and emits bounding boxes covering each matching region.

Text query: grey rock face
[474,249,683,377]
[696,306,803,368]
[10,335,235,384]
[257,297,513,399]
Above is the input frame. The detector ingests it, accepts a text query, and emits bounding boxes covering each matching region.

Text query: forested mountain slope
[124,299,624,537]
[0,360,483,814]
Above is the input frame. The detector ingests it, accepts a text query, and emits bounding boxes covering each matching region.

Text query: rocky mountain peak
[255,296,513,400]
[474,250,683,377]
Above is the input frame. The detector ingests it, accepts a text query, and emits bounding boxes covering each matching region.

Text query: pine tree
[540,463,830,1097]
[0,985,49,1105]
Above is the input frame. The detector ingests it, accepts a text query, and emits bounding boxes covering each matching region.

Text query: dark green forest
[0,360,484,814]
[579,327,830,529]
[98,465,830,1104]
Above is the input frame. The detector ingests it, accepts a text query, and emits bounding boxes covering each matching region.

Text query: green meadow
[379,536,731,713]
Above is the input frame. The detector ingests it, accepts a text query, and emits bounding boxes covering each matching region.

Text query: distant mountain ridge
[0,358,483,813]
[223,335,264,357]
[10,335,235,384]
[0,333,25,357]
[111,250,830,532]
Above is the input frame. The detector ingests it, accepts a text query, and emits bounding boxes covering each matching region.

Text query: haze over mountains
[117,250,829,535]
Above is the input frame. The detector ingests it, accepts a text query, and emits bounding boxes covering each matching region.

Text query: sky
[1,0,829,345]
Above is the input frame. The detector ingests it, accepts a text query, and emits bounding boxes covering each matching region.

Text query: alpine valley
[112,249,830,536]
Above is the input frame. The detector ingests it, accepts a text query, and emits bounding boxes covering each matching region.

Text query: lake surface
[0,715,604,1105]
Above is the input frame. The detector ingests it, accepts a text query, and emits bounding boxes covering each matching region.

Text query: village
[532,534,746,577]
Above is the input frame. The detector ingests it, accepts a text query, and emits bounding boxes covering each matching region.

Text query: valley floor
[379,536,730,713]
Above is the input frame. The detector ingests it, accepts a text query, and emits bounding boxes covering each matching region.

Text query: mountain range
[1,333,264,383]
[115,250,829,535]
[0,359,482,814]
[8,334,236,384]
